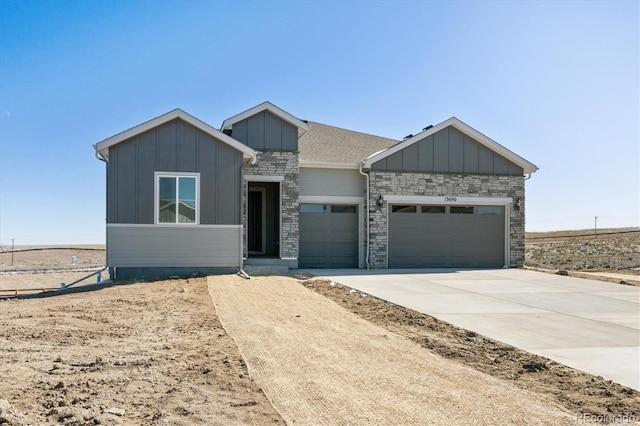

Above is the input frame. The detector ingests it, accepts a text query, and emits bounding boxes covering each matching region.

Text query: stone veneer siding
[368,171,525,268]
[242,151,299,261]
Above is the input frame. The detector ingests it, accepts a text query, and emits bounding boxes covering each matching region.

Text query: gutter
[94,149,107,163]
[358,163,370,269]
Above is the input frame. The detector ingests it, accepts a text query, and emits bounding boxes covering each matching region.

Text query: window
[331,205,356,213]
[421,205,445,214]
[391,205,417,213]
[300,204,326,213]
[450,206,474,214]
[477,206,503,215]
[157,174,198,224]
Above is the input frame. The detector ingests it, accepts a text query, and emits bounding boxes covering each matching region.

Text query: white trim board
[94,109,256,162]
[299,196,364,204]
[383,195,513,205]
[299,161,360,170]
[107,224,242,229]
[244,175,285,182]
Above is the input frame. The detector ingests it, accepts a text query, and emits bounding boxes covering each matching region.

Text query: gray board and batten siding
[229,110,299,151]
[371,126,524,175]
[106,118,243,225]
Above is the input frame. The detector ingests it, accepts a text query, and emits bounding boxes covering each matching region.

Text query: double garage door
[299,204,358,268]
[299,203,505,269]
[389,204,506,268]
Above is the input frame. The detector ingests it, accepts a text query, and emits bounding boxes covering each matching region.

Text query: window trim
[154,172,200,225]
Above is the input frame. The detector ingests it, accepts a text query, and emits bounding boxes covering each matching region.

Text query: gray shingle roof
[299,121,398,165]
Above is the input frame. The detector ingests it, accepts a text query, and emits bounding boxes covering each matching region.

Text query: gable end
[229,110,298,151]
[371,126,524,175]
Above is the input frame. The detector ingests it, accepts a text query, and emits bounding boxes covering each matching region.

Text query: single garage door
[299,204,358,268]
[389,204,505,268]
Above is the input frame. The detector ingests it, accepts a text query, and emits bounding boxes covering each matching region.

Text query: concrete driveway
[302,268,640,390]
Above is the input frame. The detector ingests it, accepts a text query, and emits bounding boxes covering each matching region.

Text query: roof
[363,117,539,174]
[299,121,398,168]
[94,109,256,162]
[221,101,309,135]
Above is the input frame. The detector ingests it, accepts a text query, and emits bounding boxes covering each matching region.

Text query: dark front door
[248,190,263,253]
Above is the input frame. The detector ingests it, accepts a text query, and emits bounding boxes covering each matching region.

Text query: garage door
[299,204,358,268]
[389,205,505,268]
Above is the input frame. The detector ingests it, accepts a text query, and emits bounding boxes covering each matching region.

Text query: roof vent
[423,125,433,131]
[403,134,413,140]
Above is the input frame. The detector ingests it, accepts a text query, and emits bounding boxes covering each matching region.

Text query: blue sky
[0,0,638,244]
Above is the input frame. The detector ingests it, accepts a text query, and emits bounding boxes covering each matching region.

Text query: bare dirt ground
[525,228,640,273]
[0,278,282,425]
[0,247,108,295]
[1,230,639,424]
[210,275,575,425]
[300,277,640,422]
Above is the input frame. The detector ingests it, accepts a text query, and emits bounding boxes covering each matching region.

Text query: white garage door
[389,205,505,268]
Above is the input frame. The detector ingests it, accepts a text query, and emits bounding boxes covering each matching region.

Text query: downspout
[524,173,532,180]
[95,150,107,163]
[359,163,370,269]
[94,148,109,276]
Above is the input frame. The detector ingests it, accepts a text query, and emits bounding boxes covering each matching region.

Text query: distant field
[525,228,639,272]
[1,227,638,293]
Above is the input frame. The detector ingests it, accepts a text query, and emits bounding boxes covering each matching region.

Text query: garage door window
[477,206,503,215]
[391,205,417,213]
[450,206,474,214]
[331,205,356,213]
[300,204,326,213]
[421,205,445,214]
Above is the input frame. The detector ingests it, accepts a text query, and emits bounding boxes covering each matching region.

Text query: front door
[248,189,264,253]
[247,182,280,257]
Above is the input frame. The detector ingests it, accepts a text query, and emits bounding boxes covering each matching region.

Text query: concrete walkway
[208,275,573,425]
[302,269,640,390]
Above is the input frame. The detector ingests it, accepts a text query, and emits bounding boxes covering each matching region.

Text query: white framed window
[154,172,199,224]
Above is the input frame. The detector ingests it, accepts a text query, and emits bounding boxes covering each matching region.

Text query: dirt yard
[0,247,108,294]
[525,228,640,272]
[299,277,639,421]
[1,233,639,424]
[0,278,282,425]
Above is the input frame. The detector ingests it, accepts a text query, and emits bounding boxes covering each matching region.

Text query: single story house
[94,102,538,279]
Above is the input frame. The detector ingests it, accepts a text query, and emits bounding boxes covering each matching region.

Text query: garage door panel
[389,205,505,268]
[300,205,358,268]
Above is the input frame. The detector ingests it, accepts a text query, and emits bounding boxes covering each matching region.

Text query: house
[94,102,537,279]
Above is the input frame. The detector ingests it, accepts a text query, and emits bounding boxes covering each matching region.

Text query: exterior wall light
[377,194,383,208]
[515,197,522,211]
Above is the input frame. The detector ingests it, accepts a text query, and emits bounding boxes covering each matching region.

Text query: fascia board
[221,101,309,134]
[448,118,539,174]
[94,109,256,161]
[363,117,538,174]
[362,118,453,168]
